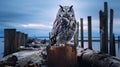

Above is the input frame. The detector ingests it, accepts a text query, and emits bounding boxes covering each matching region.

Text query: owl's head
[57,5,75,19]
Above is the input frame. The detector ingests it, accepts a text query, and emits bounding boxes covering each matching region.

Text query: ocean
[0,38,120,59]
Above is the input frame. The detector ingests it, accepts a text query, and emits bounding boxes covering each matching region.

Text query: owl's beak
[63,13,70,19]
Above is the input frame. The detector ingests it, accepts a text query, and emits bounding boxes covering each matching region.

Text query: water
[0,38,120,59]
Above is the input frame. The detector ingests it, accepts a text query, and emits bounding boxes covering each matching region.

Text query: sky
[0,0,120,37]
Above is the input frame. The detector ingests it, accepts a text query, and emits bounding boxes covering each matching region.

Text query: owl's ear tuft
[68,5,73,12]
[70,5,73,8]
[59,5,64,12]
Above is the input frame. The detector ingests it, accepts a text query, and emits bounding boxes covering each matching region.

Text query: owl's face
[58,5,74,18]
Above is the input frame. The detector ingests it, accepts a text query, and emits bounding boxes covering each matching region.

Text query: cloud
[21,23,52,29]
[0,0,120,37]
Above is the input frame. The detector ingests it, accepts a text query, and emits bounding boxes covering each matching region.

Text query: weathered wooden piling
[110,33,116,56]
[99,2,108,53]
[99,10,103,34]
[99,10,105,53]
[109,9,115,56]
[88,16,92,50]
[24,34,28,47]
[77,22,79,46]
[16,32,22,50]
[47,45,77,67]
[110,9,113,39]
[80,18,84,48]
[4,29,17,56]
[74,22,79,53]
[104,2,108,53]
[74,22,79,46]
[49,32,51,45]
[118,36,120,48]
[21,33,25,47]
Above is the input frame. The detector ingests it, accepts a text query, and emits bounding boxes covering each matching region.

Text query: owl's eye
[59,15,63,17]
[72,15,74,17]
[59,15,61,17]
[70,14,74,17]
[68,9,71,12]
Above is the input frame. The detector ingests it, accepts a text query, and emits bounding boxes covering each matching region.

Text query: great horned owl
[51,5,76,45]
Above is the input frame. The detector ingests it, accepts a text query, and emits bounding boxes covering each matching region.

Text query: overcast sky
[0,0,120,37]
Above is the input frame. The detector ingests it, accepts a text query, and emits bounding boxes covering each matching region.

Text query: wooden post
[4,29,16,56]
[76,22,79,46]
[99,2,108,53]
[110,33,116,56]
[118,36,120,49]
[24,34,28,47]
[23,33,26,47]
[99,10,105,53]
[74,22,79,52]
[49,32,51,45]
[21,33,25,47]
[88,16,92,50]
[110,9,114,55]
[16,32,22,50]
[80,18,84,48]
[104,2,108,53]
[47,46,77,67]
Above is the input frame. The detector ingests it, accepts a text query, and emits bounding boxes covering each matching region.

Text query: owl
[50,5,76,45]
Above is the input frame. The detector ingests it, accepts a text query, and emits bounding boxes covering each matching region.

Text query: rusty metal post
[88,16,92,50]
[104,2,108,53]
[4,29,17,56]
[110,9,114,56]
[80,18,84,48]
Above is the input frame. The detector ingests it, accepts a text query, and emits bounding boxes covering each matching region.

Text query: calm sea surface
[0,38,120,59]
